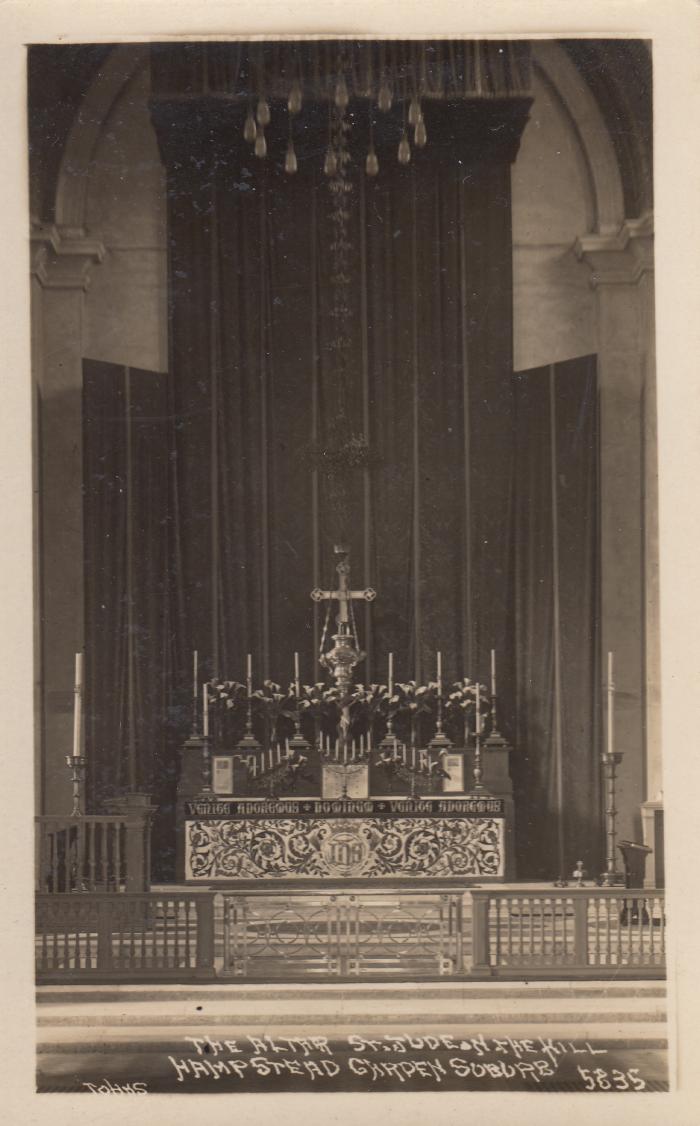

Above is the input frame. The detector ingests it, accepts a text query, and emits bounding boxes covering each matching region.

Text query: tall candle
[607,651,614,756]
[202,683,209,737]
[475,683,481,737]
[72,652,83,758]
[437,650,442,696]
[388,652,394,696]
[246,652,252,694]
[193,650,198,700]
[490,649,496,698]
[294,651,300,697]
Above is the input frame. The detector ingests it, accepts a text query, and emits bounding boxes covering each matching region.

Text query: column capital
[30,220,106,291]
[574,212,654,289]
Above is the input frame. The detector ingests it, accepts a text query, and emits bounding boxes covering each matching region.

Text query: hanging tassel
[365,145,379,177]
[335,74,349,109]
[254,125,267,159]
[243,109,256,143]
[256,98,271,127]
[415,114,427,148]
[378,81,393,112]
[324,146,337,176]
[288,80,302,114]
[285,138,298,174]
[408,96,421,126]
[398,131,411,165]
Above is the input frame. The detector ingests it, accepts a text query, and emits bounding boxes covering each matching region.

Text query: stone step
[37,978,667,1005]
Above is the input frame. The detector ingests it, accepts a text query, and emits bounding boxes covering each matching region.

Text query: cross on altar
[310,553,376,625]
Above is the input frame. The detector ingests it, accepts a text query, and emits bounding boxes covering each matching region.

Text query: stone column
[31,222,105,815]
[575,213,656,844]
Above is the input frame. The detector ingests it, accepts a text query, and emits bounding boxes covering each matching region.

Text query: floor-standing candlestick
[66,652,86,816]
[601,652,624,885]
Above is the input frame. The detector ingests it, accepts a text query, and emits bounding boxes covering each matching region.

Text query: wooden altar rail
[35,892,215,981]
[471,888,666,978]
[35,886,667,982]
[35,816,150,894]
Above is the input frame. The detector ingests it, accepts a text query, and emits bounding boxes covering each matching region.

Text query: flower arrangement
[445,679,491,745]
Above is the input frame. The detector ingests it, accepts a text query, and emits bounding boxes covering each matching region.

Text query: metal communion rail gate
[35,886,666,982]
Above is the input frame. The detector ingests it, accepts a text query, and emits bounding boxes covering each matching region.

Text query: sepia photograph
[14,9,690,1108]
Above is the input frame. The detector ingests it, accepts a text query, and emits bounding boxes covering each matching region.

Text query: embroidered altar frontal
[184,798,506,880]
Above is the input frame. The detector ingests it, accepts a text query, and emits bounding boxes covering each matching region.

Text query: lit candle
[437,650,442,696]
[388,652,394,696]
[246,652,252,695]
[72,652,83,758]
[607,651,614,757]
[202,683,209,738]
[193,650,198,700]
[294,651,300,697]
[490,649,496,698]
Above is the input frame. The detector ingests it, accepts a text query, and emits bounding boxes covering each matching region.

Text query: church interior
[30,43,667,1082]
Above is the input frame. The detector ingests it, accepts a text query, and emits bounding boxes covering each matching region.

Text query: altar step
[37,979,666,1044]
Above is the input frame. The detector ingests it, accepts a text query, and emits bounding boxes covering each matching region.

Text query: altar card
[212,756,234,795]
[442,753,465,792]
[322,762,369,799]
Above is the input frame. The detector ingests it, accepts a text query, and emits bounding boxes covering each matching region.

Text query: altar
[183,796,509,881]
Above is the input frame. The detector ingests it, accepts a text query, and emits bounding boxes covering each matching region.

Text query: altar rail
[221,890,464,979]
[35,892,215,980]
[471,888,666,978]
[35,815,150,894]
[35,887,666,982]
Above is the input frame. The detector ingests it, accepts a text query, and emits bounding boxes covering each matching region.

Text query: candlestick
[607,651,614,757]
[202,683,209,738]
[72,651,84,758]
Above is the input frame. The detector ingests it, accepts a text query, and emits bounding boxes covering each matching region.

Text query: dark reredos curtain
[80,45,597,879]
[513,357,601,879]
[150,80,530,718]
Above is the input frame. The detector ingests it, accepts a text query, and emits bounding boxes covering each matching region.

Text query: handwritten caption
[165,1033,648,1090]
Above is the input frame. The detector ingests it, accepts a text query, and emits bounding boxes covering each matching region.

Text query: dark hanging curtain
[82,360,175,874]
[151,94,527,725]
[513,355,601,880]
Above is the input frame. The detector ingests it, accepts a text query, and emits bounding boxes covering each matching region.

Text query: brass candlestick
[65,755,86,817]
[600,750,625,885]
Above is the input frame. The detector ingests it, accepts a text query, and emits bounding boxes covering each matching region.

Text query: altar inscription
[184,797,505,818]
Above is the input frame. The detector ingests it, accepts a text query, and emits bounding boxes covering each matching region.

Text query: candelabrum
[65,754,86,817]
[600,750,625,885]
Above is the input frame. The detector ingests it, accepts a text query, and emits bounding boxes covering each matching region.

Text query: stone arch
[55,44,150,231]
[533,40,626,234]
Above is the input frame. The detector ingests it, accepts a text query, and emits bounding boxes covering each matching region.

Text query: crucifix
[311,545,376,727]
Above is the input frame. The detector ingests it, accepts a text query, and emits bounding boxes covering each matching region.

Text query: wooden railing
[35,892,216,980]
[471,888,666,977]
[35,815,149,893]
